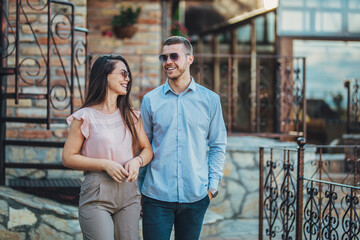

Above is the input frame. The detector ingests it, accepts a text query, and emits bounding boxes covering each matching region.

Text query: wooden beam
[213,34,220,94]
[231,28,238,125]
[161,0,169,42]
[250,18,257,132]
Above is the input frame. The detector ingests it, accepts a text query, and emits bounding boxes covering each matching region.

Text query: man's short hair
[163,36,193,55]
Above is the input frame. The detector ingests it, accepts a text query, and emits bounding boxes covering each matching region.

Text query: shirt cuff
[209,178,220,191]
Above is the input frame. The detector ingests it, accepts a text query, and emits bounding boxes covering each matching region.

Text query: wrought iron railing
[1,0,88,125]
[259,140,360,239]
[345,78,360,133]
[0,0,88,184]
[302,178,360,239]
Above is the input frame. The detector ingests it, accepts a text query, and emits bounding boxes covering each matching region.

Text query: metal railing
[259,139,360,239]
[0,0,89,185]
[192,53,306,139]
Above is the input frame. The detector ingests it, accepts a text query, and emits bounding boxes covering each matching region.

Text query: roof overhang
[198,6,277,37]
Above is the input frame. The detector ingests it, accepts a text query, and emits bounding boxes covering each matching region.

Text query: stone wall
[0,186,81,240]
[209,136,300,219]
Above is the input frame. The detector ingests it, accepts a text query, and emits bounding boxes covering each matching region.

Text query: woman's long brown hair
[81,55,139,154]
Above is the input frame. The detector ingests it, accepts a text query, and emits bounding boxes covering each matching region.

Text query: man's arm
[139,95,153,190]
[207,95,227,191]
[140,96,153,143]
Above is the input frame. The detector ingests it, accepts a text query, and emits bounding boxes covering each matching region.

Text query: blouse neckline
[88,107,120,116]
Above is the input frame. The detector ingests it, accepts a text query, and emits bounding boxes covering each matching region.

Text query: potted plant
[111,5,141,39]
[170,21,188,38]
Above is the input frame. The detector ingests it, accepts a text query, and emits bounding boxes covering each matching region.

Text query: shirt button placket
[177,95,182,201]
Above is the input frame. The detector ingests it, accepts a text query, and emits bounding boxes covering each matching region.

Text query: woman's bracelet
[136,155,144,167]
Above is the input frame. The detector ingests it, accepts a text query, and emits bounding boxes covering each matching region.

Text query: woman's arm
[62,118,129,182]
[125,116,153,182]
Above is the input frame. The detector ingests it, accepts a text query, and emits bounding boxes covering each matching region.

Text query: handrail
[302,177,360,190]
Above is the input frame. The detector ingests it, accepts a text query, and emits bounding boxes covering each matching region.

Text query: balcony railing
[191,53,306,139]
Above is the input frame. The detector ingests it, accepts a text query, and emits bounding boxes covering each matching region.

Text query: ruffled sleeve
[66,108,90,138]
[134,109,140,119]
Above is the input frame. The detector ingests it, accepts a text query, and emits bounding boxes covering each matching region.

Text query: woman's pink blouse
[66,107,136,166]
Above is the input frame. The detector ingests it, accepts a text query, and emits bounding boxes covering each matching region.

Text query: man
[140,36,227,240]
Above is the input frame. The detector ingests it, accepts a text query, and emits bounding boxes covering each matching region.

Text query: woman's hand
[125,157,141,182]
[104,160,129,183]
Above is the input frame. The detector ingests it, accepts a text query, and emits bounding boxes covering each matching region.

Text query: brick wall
[87,0,163,108]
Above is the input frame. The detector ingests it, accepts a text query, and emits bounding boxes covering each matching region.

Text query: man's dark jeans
[142,195,210,240]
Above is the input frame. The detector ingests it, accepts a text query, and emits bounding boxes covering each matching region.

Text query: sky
[294,40,360,109]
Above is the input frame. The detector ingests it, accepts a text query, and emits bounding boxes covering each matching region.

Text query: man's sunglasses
[159,53,189,63]
[109,70,130,79]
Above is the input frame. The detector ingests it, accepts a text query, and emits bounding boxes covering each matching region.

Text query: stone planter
[112,25,138,39]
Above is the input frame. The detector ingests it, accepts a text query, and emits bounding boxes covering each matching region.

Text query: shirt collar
[163,77,196,95]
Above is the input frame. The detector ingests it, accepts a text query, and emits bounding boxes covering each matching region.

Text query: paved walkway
[201,218,259,240]
[163,218,259,240]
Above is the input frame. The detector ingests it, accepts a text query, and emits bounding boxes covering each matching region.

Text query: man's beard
[166,65,186,80]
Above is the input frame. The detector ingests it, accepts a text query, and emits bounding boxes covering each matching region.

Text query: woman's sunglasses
[109,69,130,79]
[159,53,189,63]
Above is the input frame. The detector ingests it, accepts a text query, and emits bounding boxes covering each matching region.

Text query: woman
[62,55,153,240]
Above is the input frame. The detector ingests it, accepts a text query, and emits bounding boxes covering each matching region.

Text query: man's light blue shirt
[139,78,227,203]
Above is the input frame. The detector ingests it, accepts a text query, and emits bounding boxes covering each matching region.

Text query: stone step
[8,178,81,206]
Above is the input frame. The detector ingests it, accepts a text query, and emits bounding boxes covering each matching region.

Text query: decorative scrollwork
[50,83,70,110]
[303,184,320,239]
[25,0,48,11]
[74,40,86,67]
[322,186,340,240]
[258,62,272,129]
[0,6,16,58]
[278,57,305,134]
[280,59,294,124]
[48,12,72,86]
[279,161,296,239]
[74,39,87,104]
[18,57,45,85]
[351,79,360,128]
[52,13,72,40]
[342,192,360,239]
[17,2,49,86]
[264,157,280,237]
[306,156,333,188]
